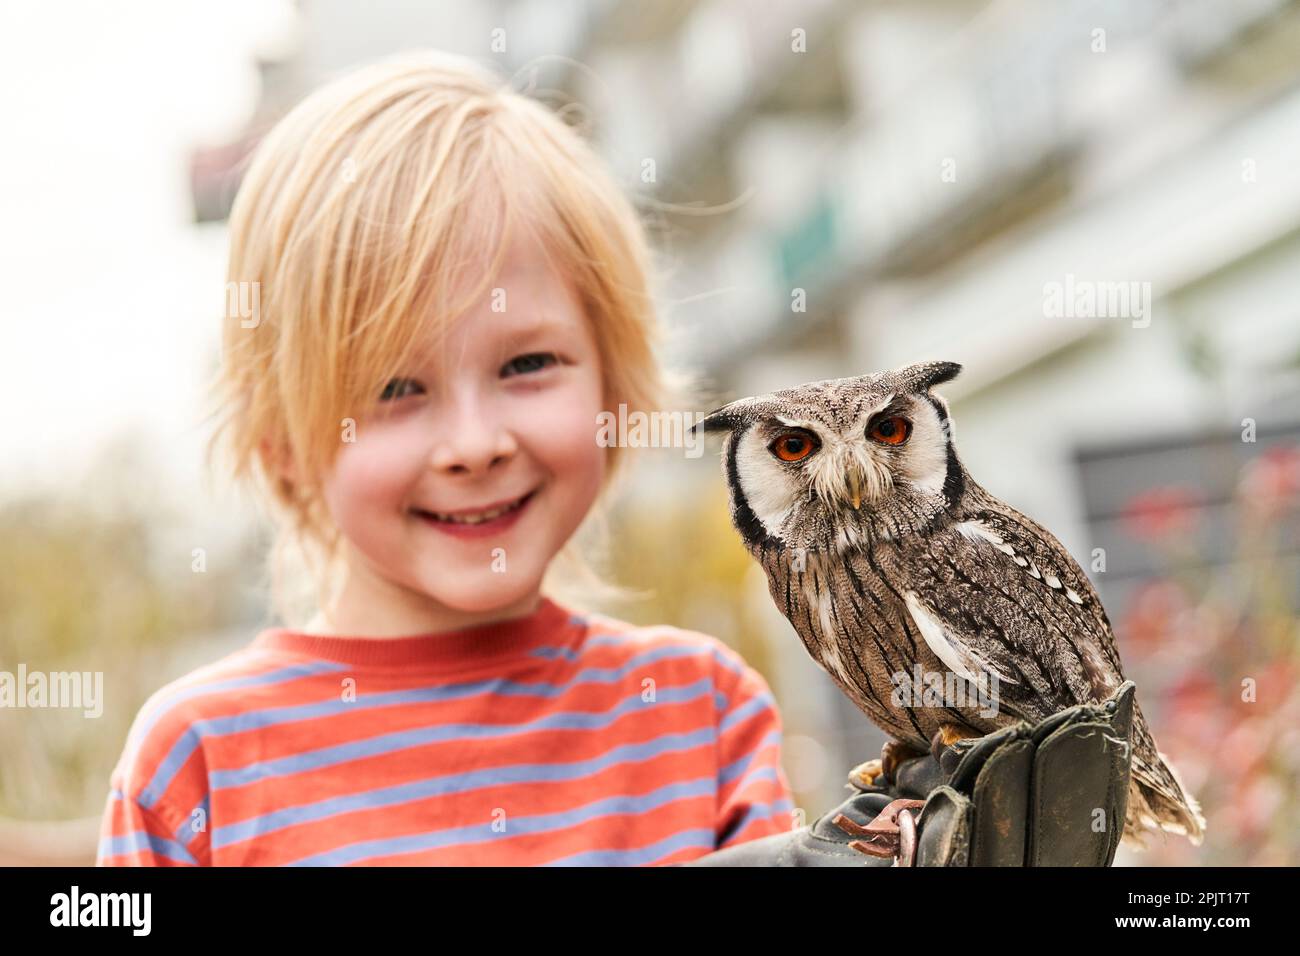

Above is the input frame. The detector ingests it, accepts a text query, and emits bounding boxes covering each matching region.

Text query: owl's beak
[847,471,863,510]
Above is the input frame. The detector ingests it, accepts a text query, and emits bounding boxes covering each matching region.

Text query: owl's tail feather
[1122,711,1206,847]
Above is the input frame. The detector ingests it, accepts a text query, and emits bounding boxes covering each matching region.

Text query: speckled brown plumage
[699,361,1204,845]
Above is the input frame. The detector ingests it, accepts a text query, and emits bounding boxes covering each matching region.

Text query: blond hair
[205,51,664,625]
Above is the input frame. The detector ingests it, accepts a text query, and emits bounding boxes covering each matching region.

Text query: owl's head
[695,361,967,553]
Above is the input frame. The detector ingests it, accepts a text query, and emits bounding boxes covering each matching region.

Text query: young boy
[96,51,794,866]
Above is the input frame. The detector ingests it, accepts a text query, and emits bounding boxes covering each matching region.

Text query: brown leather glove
[685,681,1136,866]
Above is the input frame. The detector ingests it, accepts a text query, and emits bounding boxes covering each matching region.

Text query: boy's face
[318,232,607,632]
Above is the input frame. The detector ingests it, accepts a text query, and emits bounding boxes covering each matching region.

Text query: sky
[0,0,295,505]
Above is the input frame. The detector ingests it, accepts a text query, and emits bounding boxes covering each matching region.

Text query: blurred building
[558,0,1300,814]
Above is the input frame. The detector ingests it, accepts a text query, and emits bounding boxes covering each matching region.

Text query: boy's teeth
[429,496,524,524]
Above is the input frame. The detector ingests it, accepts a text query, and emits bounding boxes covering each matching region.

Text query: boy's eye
[379,377,423,401]
[502,352,558,377]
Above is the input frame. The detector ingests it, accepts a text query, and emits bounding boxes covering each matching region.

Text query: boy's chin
[419,570,542,617]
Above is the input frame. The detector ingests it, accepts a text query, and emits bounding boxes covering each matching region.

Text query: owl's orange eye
[868,416,911,445]
[770,431,818,462]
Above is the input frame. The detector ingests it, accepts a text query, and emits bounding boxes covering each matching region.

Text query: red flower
[1167,668,1219,712]
[1122,579,1189,651]
[1121,486,1201,541]
[1238,446,1300,514]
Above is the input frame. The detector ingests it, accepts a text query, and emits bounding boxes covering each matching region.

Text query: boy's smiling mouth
[410,488,538,534]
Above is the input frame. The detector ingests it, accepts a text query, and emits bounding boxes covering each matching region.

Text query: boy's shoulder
[112,637,323,802]
[570,606,770,691]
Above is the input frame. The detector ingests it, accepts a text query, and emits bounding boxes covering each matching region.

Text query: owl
[697,360,1204,846]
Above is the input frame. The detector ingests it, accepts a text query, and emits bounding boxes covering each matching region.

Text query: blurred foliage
[599,469,847,815]
[603,478,777,678]
[0,436,257,821]
[1118,446,1300,865]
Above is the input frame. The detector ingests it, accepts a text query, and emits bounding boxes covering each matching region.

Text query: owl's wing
[885,507,1126,719]
[902,590,1023,687]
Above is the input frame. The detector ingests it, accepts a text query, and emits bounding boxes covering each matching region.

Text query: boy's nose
[428,411,519,475]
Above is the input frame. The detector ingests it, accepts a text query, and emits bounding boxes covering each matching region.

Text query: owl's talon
[848,758,884,790]
[850,738,929,790]
[881,739,925,782]
[930,722,976,762]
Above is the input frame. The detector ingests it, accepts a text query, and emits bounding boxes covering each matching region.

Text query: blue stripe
[718,797,796,847]
[284,777,718,866]
[543,828,718,866]
[213,725,719,850]
[173,794,210,846]
[143,643,718,805]
[530,634,745,679]
[130,661,349,744]
[720,729,783,787]
[139,727,203,810]
[98,830,198,865]
[719,691,776,734]
[209,678,715,792]
[721,766,781,796]
[136,663,351,807]
[529,633,632,660]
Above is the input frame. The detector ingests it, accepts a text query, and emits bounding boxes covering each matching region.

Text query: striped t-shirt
[97,596,795,866]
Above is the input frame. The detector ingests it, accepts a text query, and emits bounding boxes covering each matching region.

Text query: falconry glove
[685,680,1136,867]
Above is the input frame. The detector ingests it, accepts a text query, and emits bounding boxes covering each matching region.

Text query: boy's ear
[259,437,297,483]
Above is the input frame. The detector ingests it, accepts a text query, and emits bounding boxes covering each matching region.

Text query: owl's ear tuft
[896,361,962,392]
[691,404,745,436]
